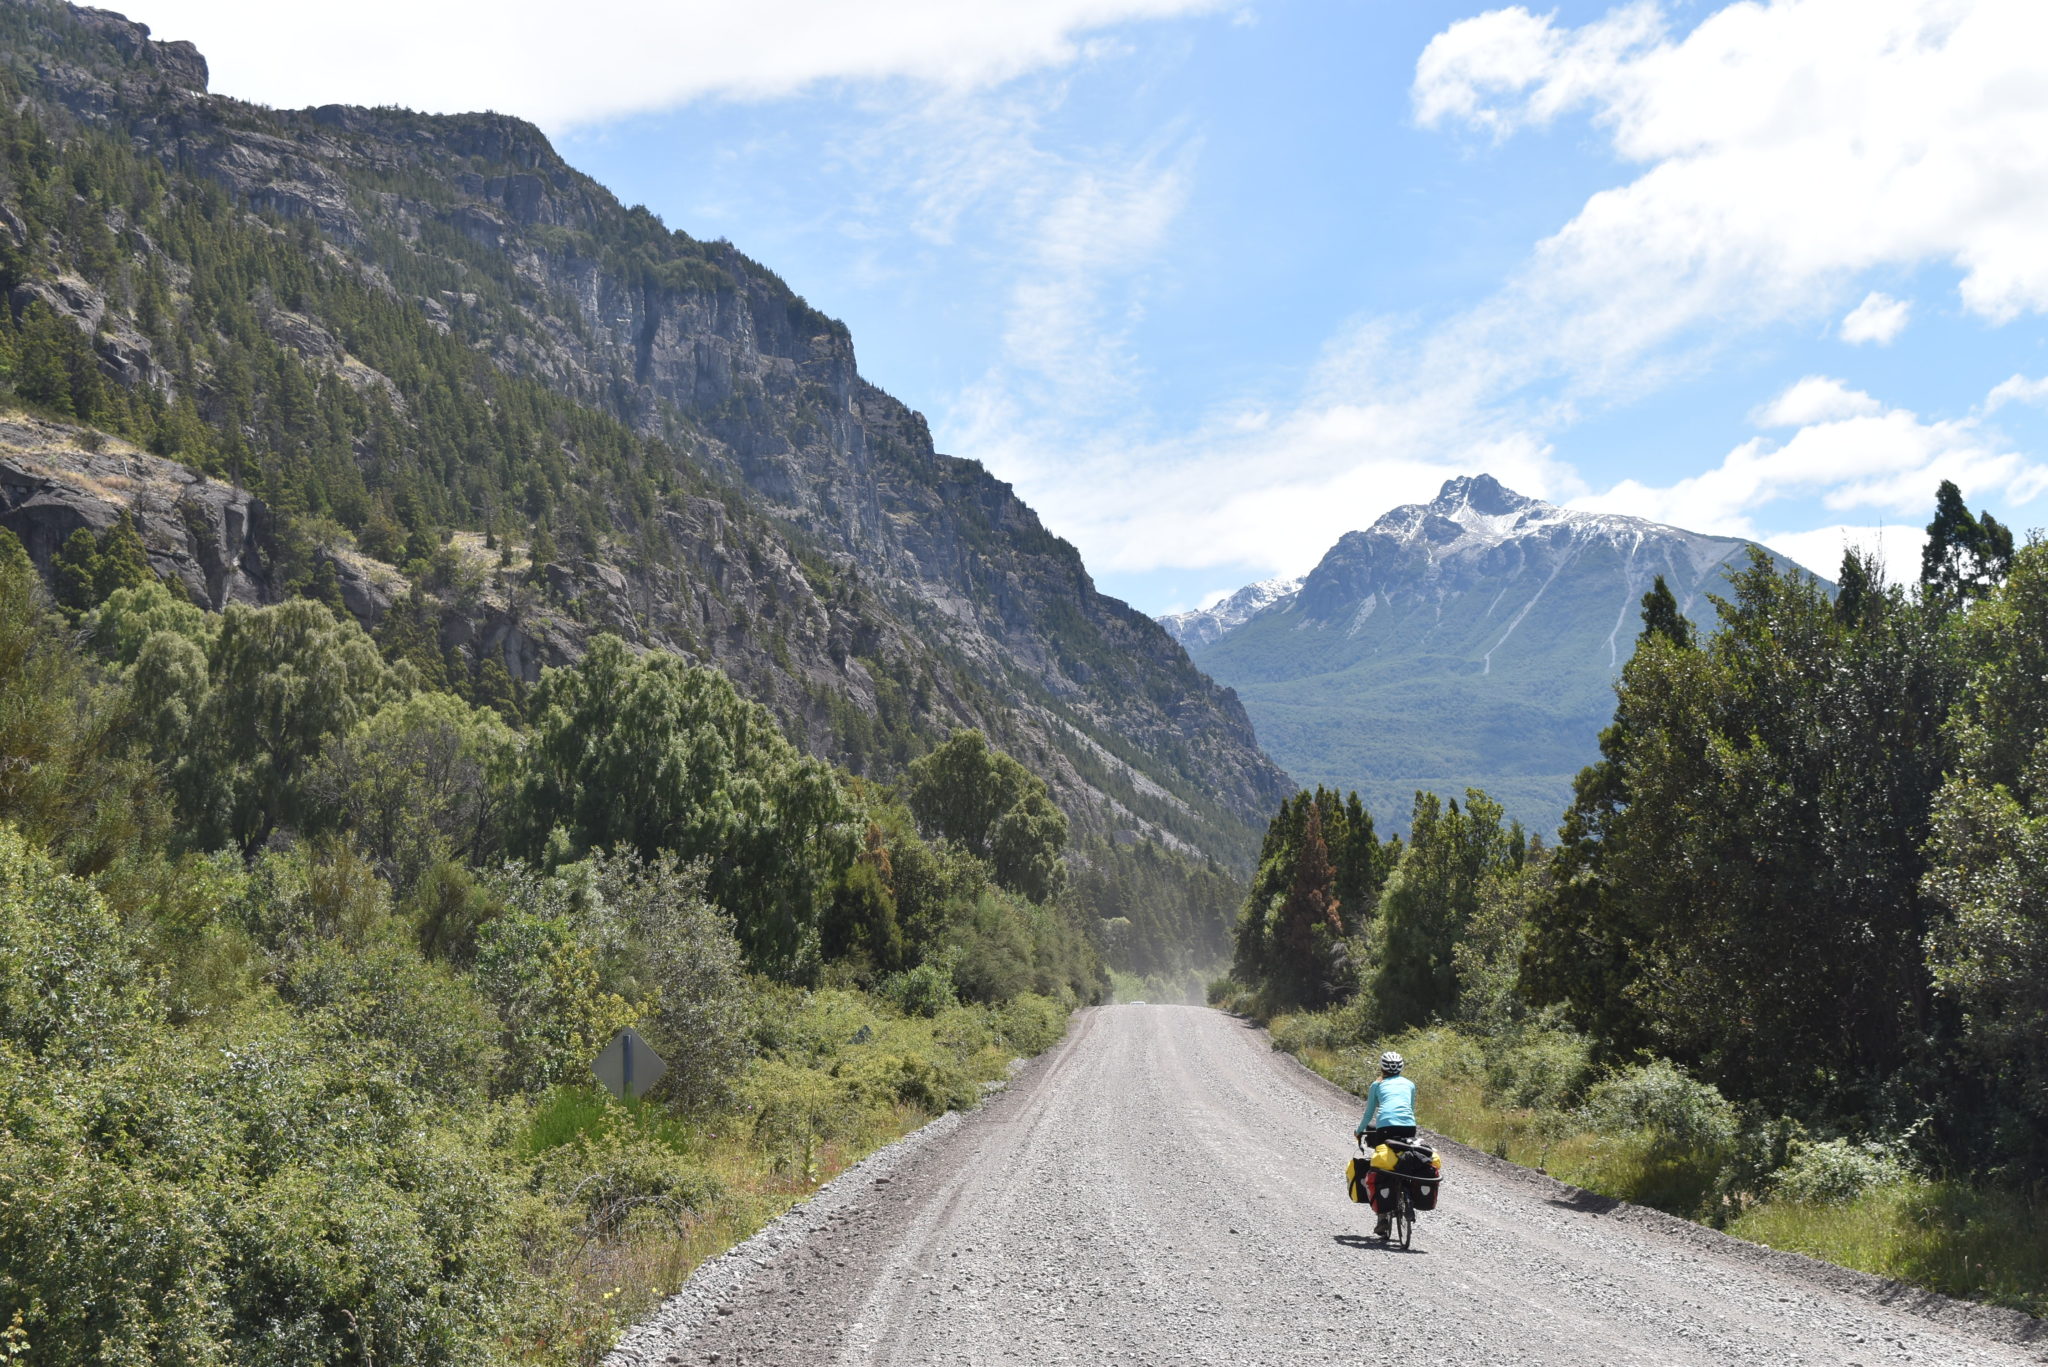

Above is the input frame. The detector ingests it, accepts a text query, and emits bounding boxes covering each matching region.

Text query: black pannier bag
[1396,1146,1441,1211]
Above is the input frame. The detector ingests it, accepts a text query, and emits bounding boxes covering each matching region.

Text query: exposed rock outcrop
[0,414,270,608]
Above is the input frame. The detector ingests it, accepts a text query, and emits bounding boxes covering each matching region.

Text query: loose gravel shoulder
[609,1005,2048,1366]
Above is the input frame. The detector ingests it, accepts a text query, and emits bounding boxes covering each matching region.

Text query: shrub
[548,1130,723,1239]
[992,992,1066,1055]
[1581,1060,1738,1151]
[578,849,755,1113]
[834,1046,977,1114]
[281,935,502,1106]
[472,904,635,1095]
[1269,1009,1343,1056]
[945,889,1035,1004]
[1483,1027,1595,1111]
[0,823,158,1065]
[882,962,957,1018]
[1774,1136,1911,1205]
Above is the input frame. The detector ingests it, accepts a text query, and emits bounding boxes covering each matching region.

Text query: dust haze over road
[611,1006,2047,1366]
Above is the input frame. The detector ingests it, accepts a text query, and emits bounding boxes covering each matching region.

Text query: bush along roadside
[0,535,1103,1367]
[1233,1000,2048,1319]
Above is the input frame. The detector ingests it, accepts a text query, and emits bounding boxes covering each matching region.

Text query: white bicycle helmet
[1380,1051,1404,1076]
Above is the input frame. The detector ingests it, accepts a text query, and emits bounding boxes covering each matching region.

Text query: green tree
[1526,548,1958,1109]
[903,729,1069,903]
[312,691,516,893]
[1370,789,1514,1031]
[1834,547,1878,629]
[1637,574,1694,649]
[88,576,213,666]
[1922,478,2013,607]
[11,300,100,419]
[1923,541,2048,1158]
[0,531,161,872]
[175,599,404,851]
[514,634,855,976]
[50,513,154,619]
[821,820,905,972]
[1269,799,1345,1006]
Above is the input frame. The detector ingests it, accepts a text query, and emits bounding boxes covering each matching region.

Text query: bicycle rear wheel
[1393,1184,1414,1250]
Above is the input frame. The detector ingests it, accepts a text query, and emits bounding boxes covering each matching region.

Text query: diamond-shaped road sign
[592,1026,667,1101]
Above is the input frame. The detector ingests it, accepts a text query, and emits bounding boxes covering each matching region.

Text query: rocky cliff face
[0,413,266,606]
[0,0,1290,860]
[1171,475,1812,834]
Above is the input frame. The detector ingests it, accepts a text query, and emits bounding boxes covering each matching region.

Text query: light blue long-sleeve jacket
[1354,1075,1417,1132]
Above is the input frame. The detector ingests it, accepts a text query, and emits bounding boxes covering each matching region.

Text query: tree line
[1227,480,2048,1174]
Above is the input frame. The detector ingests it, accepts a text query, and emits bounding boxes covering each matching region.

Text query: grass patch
[1730,1180,2048,1317]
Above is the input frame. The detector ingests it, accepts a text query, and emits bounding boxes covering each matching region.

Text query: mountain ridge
[1162,474,1814,833]
[0,0,1292,862]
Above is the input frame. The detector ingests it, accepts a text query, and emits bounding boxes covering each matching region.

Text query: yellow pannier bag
[1344,1155,1371,1203]
[1369,1143,1398,1171]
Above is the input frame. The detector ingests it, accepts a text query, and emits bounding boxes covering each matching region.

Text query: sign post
[592,1026,668,1102]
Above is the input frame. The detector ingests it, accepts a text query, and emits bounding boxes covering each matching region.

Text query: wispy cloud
[974,0,2048,592]
[1579,372,2048,581]
[128,0,1229,128]
[1986,373,2048,412]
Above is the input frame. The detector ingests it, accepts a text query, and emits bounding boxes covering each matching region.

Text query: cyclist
[1353,1050,1417,1239]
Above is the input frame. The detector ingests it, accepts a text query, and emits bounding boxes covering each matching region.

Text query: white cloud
[1012,0,2048,589]
[1756,524,1917,584]
[1986,373,2048,411]
[1840,291,1911,344]
[1416,0,2048,342]
[1754,376,1882,428]
[1578,375,2048,556]
[125,0,1226,128]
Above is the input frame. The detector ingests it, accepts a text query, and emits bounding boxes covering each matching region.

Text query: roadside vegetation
[1215,486,2048,1318]
[0,531,1102,1366]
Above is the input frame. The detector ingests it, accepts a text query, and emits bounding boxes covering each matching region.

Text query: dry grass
[534,1118,934,1363]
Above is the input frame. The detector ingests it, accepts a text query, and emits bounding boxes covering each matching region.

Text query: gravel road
[610,1005,2047,1367]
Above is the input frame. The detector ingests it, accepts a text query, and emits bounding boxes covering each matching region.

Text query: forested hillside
[0,0,1288,877]
[1217,485,2048,1312]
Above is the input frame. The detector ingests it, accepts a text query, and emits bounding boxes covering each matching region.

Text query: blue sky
[136,0,2048,614]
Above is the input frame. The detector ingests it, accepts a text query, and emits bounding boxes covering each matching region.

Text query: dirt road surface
[608,1005,2047,1367]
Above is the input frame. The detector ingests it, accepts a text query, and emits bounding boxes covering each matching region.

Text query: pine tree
[1835,548,1873,628]
[1922,479,2012,606]
[49,526,98,614]
[93,512,151,600]
[1274,801,1343,1005]
[1637,574,1694,649]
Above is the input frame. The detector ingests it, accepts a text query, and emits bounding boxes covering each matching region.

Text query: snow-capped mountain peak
[1158,575,1304,649]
